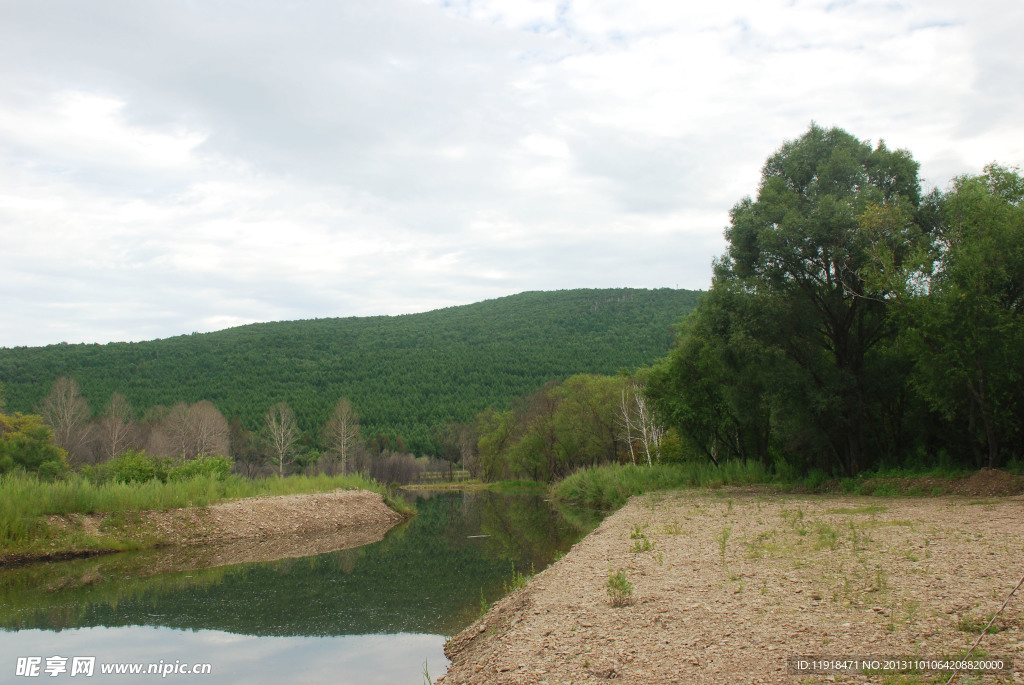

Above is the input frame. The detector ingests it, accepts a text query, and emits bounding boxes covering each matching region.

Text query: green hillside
[0,288,699,454]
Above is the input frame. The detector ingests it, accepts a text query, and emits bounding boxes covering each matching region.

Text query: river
[0,491,600,684]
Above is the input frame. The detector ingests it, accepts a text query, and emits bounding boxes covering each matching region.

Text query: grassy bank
[0,471,410,562]
[551,461,1024,510]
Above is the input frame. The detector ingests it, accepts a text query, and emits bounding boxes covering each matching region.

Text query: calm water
[0,492,599,684]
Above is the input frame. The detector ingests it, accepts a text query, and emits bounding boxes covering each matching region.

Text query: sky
[2,0,1022,347]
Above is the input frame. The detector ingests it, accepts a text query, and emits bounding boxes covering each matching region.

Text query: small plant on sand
[631,533,654,552]
[717,525,731,559]
[607,566,634,607]
[503,562,532,594]
[956,615,1004,634]
[663,518,684,535]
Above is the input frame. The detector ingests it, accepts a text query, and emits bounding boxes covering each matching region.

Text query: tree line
[646,125,1023,476]
[0,375,418,480]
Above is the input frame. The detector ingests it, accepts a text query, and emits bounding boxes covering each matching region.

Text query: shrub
[607,567,633,607]
[108,450,169,484]
[168,455,233,481]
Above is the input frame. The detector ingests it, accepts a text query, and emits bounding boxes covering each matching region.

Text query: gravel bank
[441,491,1024,684]
[3,489,407,567]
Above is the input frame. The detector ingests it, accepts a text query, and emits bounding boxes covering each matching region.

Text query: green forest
[0,288,698,463]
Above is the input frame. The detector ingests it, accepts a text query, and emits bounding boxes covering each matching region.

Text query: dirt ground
[441,485,1024,684]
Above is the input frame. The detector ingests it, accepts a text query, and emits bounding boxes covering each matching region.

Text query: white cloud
[0,91,206,173]
[0,0,1022,346]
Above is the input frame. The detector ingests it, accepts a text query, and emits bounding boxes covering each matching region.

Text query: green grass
[551,460,1024,511]
[551,461,772,510]
[0,471,408,556]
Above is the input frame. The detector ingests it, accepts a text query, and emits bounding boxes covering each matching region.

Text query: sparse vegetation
[631,534,654,553]
[503,562,532,594]
[717,525,731,559]
[607,567,633,607]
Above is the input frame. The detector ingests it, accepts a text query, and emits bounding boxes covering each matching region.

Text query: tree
[149,401,229,462]
[264,402,298,477]
[474,375,627,482]
[0,411,69,476]
[39,376,93,465]
[189,400,230,458]
[618,379,664,466]
[647,284,778,467]
[95,392,137,461]
[156,402,194,462]
[229,415,263,477]
[475,408,517,481]
[322,398,360,475]
[650,125,929,475]
[895,165,1024,467]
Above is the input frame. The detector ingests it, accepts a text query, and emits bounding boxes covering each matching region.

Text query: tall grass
[552,461,772,510]
[0,471,405,551]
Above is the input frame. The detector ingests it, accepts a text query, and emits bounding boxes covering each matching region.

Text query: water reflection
[2,626,444,685]
[0,492,600,683]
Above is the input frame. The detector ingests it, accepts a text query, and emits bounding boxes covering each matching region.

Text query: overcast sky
[2,0,1022,347]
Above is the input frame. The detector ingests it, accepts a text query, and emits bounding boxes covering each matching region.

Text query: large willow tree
[650,125,935,476]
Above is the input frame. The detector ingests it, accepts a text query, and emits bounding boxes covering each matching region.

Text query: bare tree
[264,402,298,477]
[369,449,421,484]
[96,392,137,461]
[40,376,93,465]
[155,402,192,462]
[633,388,664,466]
[189,400,230,457]
[147,401,229,462]
[323,398,360,475]
[617,380,664,466]
[618,386,638,465]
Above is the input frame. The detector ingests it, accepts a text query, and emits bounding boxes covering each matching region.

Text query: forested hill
[0,288,699,454]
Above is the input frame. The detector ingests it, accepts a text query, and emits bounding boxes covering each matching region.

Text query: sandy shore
[441,490,1024,684]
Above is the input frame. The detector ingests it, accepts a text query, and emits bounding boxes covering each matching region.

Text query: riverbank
[440,490,1024,684]
[1,489,408,567]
